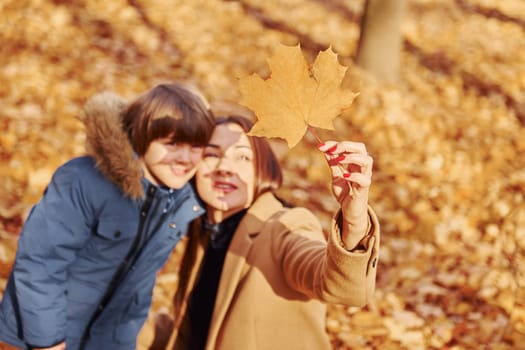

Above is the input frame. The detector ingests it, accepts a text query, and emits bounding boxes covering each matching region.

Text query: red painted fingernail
[335,155,345,162]
[343,173,351,178]
[327,145,337,154]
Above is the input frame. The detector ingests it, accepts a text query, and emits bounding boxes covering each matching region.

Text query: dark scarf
[184,209,247,350]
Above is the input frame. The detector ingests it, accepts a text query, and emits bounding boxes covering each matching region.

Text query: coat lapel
[206,193,284,348]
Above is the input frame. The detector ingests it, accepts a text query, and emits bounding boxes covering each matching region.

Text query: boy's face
[141,138,204,189]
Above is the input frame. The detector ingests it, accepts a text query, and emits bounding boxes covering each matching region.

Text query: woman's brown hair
[122,82,214,156]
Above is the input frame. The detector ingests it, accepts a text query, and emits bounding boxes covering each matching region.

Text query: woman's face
[142,138,204,189]
[196,123,255,223]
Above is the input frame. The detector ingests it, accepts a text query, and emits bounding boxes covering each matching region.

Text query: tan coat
[166,192,380,350]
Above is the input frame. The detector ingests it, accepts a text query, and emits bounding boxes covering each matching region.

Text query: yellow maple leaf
[239,43,357,148]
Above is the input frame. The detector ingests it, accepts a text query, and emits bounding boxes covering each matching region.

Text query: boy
[0,83,214,350]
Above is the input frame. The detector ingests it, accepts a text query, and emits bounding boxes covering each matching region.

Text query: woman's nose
[215,156,233,174]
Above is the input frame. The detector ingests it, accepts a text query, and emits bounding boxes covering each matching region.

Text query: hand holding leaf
[240,45,371,245]
[318,140,373,248]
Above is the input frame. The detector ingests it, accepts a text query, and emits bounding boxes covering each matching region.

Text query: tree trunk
[355,0,406,82]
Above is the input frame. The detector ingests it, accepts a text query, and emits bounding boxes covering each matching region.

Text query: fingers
[318,140,367,156]
[338,152,373,177]
[345,171,372,188]
[318,140,373,181]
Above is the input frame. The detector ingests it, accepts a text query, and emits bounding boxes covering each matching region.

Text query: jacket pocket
[95,219,137,242]
[87,220,138,263]
[113,291,150,345]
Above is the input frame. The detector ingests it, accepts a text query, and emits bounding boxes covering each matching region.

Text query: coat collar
[79,92,144,199]
[235,192,284,238]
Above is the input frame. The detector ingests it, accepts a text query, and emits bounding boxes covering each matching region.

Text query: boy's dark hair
[122,83,215,156]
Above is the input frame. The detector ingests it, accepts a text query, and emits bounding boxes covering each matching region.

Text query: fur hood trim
[79,92,144,199]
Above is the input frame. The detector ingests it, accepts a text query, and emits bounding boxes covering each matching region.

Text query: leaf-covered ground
[1,0,524,349]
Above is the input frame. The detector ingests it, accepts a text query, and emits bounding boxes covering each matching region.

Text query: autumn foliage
[1,0,525,349]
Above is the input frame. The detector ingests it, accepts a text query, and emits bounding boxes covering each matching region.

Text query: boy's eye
[156,137,175,146]
[191,145,204,153]
[162,139,179,147]
[203,148,220,158]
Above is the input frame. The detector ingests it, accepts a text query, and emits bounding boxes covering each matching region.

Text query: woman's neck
[208,207,245,224]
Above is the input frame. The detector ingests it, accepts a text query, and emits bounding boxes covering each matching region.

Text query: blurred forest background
[1,0,524,349]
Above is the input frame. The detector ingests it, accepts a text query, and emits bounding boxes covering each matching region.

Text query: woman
[154,114,379,350]
[0,83,215,350]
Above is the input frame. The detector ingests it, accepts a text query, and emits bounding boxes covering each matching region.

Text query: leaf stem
[307,126,323,144]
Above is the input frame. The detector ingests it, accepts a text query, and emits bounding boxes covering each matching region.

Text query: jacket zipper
[79,186,157,349]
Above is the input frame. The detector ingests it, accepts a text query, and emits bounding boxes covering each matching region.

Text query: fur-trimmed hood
[78,92,144,199]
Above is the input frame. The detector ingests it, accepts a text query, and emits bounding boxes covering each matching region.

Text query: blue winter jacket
[0,93,205,349]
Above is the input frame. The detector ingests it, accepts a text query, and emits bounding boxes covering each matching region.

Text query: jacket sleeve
[12,162,94,347]
[274,205,380,307]
[325,206,380,306]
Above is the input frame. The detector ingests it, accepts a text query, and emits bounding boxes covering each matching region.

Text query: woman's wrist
[339,211,371,251]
